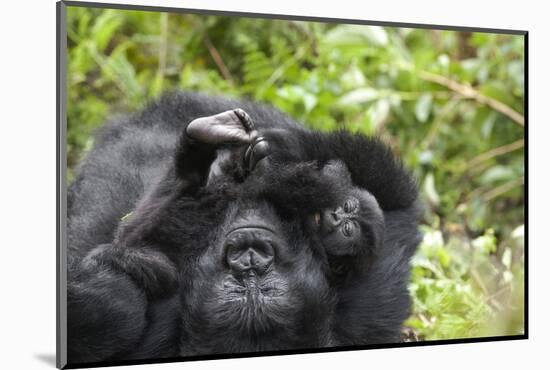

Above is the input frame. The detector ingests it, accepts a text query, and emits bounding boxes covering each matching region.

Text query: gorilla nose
[323,208,343,228]
[225,228,275,275]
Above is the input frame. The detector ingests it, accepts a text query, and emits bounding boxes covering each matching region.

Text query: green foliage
[66,6,525,339]
[407,225,524,339]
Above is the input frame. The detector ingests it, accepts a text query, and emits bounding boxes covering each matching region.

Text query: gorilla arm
[67,109,256,363]
[260,128,418,211]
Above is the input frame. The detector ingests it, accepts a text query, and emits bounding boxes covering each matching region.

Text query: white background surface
[0,0,545,369]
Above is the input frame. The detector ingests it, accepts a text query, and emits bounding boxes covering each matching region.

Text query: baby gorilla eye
[342,221,354,237]
[343,198,357,213]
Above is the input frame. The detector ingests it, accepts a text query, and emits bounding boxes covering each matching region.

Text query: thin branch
[481,176,524,202]
[203,35,234,87]
[419,71,525,127]
[467,139,525,168]
[86,42,128,97]
[396,91,453,101]
[422,95,462,149]
[157,12,168,80]
[259,46,307,96]
[470,268,489,296]
[486,285,512,303]
[467,160,494,177]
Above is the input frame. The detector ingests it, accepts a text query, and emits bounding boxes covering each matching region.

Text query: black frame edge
[57,1,68,369]
[523,32,529,339]
[65,335,527,369]
[62,0,527,35]
[58,1,529,368]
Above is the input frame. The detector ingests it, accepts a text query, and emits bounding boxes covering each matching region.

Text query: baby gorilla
[308,161,385,281]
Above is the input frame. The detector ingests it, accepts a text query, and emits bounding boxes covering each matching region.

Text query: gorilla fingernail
[233,108,255,132]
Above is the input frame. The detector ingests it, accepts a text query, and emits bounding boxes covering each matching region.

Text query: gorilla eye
[342,221,354,237]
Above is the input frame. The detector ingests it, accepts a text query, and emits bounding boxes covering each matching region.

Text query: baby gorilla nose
[225,228,275,276]
[323,208,344,229]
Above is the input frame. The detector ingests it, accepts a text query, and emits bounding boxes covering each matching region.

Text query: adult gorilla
[66,92,422,364]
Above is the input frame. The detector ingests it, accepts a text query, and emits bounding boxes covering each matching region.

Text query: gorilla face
[181,200,334,354]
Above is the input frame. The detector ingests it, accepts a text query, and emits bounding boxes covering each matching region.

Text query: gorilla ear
[358,191,385,254]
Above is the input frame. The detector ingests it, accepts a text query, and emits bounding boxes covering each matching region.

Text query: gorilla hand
[68,244,149,362]
[82,244,179,299]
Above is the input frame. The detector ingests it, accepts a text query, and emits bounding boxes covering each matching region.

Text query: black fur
[67,91,421,364]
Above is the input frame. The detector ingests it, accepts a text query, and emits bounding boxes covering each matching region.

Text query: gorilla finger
[82,244,179,298]
[232,108,255,132]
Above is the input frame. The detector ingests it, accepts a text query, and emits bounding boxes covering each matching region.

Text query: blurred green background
[66,6,525,341]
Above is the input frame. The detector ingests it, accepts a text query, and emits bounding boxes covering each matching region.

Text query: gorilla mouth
[223,274,286,301]
[311,212,334,235]
[314,212,321,226]
[203,273,300,337]
[308,212,322,233]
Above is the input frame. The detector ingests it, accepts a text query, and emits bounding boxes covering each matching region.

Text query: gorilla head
[310,161,384,259]
[181,198,335,353]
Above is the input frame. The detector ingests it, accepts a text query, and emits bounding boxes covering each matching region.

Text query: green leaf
[91,10,124,52]
[367,99,391,129]
[276,86,318,113]
[337,88,379,106]
[340,65,367,89]
[481,111,497,139]
[472,229,497,254]
[511,224,524,239]
[480,165,516,184]
[415,93,433,123]
[105,44,142,103]
[150,72,164,98]
[419,150,434,165]
[323,25,388,47]
[424,172,440,206]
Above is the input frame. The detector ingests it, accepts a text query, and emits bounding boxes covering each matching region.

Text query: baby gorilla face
[310,161,385,260]
[313,188,383,256]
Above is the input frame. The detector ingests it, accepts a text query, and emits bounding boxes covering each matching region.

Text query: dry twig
[204,35,234,87]
[419,71,525,127]
[467,139,525,168]
[156,13,168,86]
[481,176,524,202]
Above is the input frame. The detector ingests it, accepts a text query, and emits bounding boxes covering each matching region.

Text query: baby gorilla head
[308,161,385,276]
